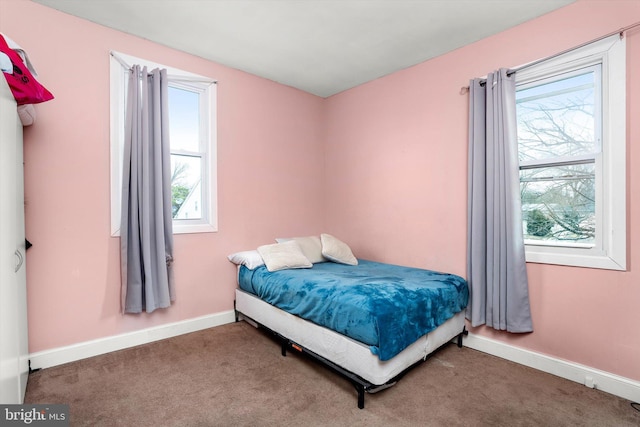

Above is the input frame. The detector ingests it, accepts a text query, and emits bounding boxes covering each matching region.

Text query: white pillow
[257,241,313,272]
[275,236,326,263]
[320,233,358,266]
[227,250,265,270]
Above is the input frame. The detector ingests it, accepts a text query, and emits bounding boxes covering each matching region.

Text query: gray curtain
[120,65,175,314]
[466,69,533,332]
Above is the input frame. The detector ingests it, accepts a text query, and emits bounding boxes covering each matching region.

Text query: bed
[231,238,469,408]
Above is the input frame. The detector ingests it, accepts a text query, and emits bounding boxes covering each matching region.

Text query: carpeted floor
[25,321,639,426]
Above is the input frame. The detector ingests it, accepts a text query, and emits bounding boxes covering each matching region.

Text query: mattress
[238,260,468,360]
[235,288,466,386]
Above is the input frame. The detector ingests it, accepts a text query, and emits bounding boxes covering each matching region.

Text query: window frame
[109,51,218,236]
[515,35,626,270]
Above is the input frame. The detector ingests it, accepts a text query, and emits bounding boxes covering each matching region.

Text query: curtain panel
[120,65,175,314]
[466,69,533,333]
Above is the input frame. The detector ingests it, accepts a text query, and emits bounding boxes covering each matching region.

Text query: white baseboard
[29,314,640,404]
[463,332,640,403]
[29,310,236,370]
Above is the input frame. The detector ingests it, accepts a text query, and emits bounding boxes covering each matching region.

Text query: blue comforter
[238,260,468,361]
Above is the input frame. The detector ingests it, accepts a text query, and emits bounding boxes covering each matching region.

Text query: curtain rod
[460,20,640,94]
[110,51,217,85]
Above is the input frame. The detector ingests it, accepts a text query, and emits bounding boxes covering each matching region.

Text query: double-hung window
[515,35,626,270]
[110,52,217,235]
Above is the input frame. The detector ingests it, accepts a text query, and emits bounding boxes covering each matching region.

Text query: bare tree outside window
[170,155,202,220]
[171,161,191,217]
[516,67,600,245]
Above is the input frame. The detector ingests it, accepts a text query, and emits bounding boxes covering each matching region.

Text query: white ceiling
[32,0,575,97]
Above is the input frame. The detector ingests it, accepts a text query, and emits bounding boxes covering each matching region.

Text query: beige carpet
[25,321,639,426]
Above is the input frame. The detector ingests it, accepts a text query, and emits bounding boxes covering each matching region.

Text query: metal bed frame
[236,308,467,409]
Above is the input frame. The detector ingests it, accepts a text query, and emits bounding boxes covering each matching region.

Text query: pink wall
[2,0,639,383]
[0,1,325,352]
[325,0,640,381]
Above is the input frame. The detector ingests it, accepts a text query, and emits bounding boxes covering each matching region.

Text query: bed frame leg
[356,385,365,409]
[457,327,469,348]
[281,341,287,357]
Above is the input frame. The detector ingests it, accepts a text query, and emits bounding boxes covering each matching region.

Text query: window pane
[171,154,202,220]
[168,86,200,152]
[516,70,598,162]
[520,164,595,245]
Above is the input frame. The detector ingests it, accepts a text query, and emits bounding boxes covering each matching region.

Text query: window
[110,52,217,235]
[515,35,625,270]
